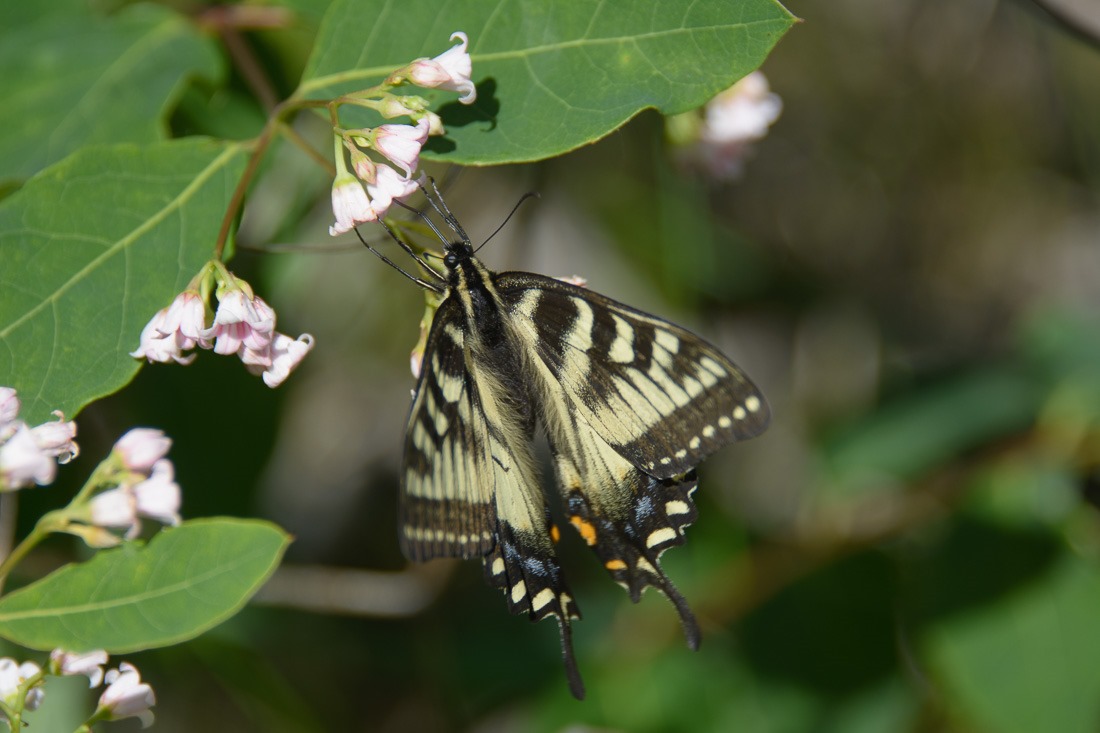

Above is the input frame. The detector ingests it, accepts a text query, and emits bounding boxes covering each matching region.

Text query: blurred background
[13,0,1100,730]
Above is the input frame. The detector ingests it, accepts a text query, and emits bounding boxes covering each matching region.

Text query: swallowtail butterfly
[365,185,770,699]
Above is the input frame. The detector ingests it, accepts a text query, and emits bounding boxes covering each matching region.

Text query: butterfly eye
[444,253,458,269]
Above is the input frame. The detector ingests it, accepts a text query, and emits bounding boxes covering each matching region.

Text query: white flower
[89,486,138,531]
[261,333,315,388]
[133,459,181,526]
[329,174,377,236]
[89,459,181,538]
[675,71,782,181]
[373,117,430,178]
[203,290,276,356]
[0,658,43,711]
[30,410,78,464]
[50,649,108,688]
[702,71,782,145]
[0,388,19,432]
[0,423,56,490]
[130,307,198,365]
[158,290,208,349]
[98,662,155,728]
[114,428,172,473]
[406,31,476,104]
[367,164,418,218]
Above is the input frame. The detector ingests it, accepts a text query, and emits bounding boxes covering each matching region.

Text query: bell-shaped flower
[373,117,430,178]
[702,71,782,145]
[50,649,108,688]
[260,333,315,388]
[367,164,418,218]
[97,662,155,728]
[329,173,377,236]
[113,428,172,474]
[133,459,181,527]
[130,307,198,365]
[89,486,138,533]
[157,290,208,349]
[0,658,44,712]
[0,388,19,431]
[406,32,476,104]
[31,410,78,464]
[0,423,56,490]
[203,290,276,356]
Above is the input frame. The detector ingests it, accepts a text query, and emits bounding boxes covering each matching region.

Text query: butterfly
[361,184,770,699]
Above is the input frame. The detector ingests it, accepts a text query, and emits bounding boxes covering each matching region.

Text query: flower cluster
[0,388,78,492]
[329,31,476,236]
[83,428,181,545]
[130,273,314,389]
[49,650,156,728]
[668,71,783,181]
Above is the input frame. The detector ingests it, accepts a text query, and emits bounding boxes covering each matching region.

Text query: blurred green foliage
[4,0,1100,731]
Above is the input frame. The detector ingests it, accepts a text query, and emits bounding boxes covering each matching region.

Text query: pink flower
[133,459,181,527]
[406,31,476,104]
[675,71,782,181]
[30,410,78,464]
[373,117,430,178]
[130,307,198,365]
[88,458,180,540]
[203,290,276,356]
[50,649,108,687]
[367,164,418,217]
[98,662,155,728]
[329,174,377,236]
[158,290,208,349]
[0,423,56,490]
[0,388,19,431]
[114,428,171,473]
[0,658,43,711]
[260,333,315,388]
[89,486,138,532]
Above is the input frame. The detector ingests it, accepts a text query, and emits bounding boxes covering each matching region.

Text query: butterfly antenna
[393,198,455,248]
[419,176,473,244]
[355,224,444,292]
[474,191,539,254]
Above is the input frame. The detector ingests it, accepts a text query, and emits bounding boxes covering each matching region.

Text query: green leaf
[0,138,249,424]
[0,4,223,183]
[299,0,797,164]
[924,554,1100,733]
[0,518,290,653]
[822,367,1043,495]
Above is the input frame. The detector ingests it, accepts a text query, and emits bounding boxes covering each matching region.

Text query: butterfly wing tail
[565,470,703,650]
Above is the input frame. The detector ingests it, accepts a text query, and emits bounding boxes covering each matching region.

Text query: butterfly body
[387,199,769,700]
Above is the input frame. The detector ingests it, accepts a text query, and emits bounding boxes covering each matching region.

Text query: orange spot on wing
[604,559,627,571]
[569,515,598,546]
[550,523,561,544]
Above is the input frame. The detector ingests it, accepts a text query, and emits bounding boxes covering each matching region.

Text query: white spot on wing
[646,527,678,548]
[531,587,555,611]
[655,329,680,354]
[718,416,732,429]
[665,500,690,515]
[511,580,527,603]
[609,315,635,363]
[746,395,761,413]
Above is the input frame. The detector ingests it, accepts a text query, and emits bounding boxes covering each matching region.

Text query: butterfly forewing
[400,297,496,561]
[497,272,770,478]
